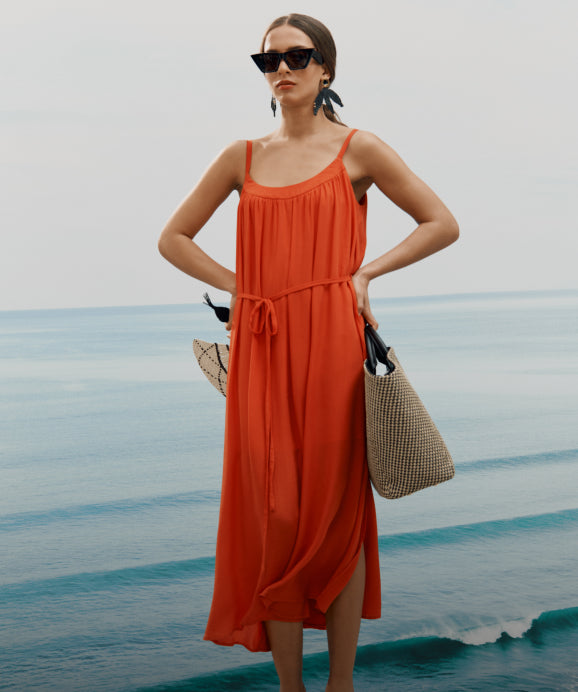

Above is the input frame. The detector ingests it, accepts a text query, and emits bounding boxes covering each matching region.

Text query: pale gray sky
[1,0,576,310]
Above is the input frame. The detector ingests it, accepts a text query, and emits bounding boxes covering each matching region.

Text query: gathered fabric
[204,129,381,652]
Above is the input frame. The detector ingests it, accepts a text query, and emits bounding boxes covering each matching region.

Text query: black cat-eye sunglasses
[251,48,324,73]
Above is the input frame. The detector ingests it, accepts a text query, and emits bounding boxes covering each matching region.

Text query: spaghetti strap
[337,129,358,160]
[245,140,253,180]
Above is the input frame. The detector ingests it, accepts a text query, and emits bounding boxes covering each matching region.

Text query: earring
[270,96,277,117]
[313,79,343,116]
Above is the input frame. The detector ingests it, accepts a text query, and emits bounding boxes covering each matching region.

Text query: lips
[276,80,296,88]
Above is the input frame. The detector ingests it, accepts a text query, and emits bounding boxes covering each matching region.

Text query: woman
[159,13,458,692]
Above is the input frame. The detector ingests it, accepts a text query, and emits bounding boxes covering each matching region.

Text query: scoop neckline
[243,158,367,207]
[246,156,342,192]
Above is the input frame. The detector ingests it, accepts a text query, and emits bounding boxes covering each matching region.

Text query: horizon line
[1,287,577,314]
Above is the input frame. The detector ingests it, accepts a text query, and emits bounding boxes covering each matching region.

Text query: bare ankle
[279,683,306,692]
[326,676,354,692]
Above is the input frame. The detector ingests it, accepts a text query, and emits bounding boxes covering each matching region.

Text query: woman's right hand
[226,292,237,332]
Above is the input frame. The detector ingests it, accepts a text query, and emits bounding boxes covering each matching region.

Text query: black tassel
[313,86,343,116]
[202,292,230,323]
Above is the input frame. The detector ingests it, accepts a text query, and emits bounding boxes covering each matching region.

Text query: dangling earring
[270,96,277,117]
[313,79,343,116]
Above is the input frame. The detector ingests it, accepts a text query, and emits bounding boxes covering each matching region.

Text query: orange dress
[204,129,381,652]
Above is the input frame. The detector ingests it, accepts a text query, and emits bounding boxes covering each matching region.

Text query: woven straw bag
[364,325,455,499]
[192,339,229,397]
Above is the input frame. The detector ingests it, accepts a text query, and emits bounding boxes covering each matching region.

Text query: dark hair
[260,13,345,125]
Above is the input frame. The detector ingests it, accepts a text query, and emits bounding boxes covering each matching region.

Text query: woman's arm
[158,140,246,296]
[348,131,460,328]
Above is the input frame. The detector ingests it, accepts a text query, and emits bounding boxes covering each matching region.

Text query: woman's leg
[325,547,366,691]
[265,620,306,692]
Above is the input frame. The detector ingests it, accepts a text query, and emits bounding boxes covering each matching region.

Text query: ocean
[1,289,577,691]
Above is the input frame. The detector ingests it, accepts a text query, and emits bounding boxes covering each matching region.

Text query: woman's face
[262,24,329,110]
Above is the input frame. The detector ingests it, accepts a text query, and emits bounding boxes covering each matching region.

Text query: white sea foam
[404,612,542,648]
[456,614,539,645]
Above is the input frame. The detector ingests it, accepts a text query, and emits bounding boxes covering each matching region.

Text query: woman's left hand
[351,269,378,329]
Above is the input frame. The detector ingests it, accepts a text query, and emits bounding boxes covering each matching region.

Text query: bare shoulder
[348,130,405,176]
[216,138,247,168]
[208,139,248,191]
[350,129,387,149]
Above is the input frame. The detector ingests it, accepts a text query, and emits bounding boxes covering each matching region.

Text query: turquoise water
[1,290,577,691]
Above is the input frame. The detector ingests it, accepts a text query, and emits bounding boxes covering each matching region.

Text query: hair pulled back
[260,13,345,125]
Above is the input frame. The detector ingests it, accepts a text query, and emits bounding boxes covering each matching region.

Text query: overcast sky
[1,0,576,311]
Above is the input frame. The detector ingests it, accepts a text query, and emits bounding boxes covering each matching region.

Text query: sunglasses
[251,48,324,73]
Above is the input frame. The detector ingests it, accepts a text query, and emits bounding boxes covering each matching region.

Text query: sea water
[1,290,577,691]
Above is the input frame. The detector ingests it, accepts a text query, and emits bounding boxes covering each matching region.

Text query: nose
[277,58,291,73]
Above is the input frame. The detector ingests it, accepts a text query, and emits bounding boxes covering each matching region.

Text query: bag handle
[364,324,396,375]
[202,293,230,323]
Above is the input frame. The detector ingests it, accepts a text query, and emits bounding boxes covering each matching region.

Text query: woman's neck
[275,103,335,140]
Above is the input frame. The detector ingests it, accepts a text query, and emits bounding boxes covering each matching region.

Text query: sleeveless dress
[204,129,381,652]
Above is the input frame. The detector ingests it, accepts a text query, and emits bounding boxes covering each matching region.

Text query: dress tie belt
[237,275,352,515]
[247,298,278,336]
